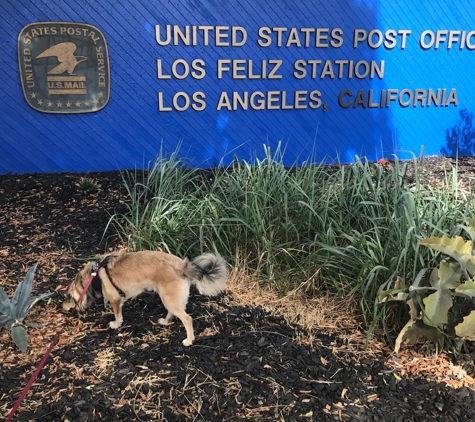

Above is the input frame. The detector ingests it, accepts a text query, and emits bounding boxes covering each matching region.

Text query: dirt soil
[1,157,475,421]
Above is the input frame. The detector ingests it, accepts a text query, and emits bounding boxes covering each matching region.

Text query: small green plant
[0,264,53,353]
[77,176,100,194]
[380,218,475,352]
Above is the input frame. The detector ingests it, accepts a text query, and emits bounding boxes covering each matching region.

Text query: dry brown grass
[91,347,119,379]
[225,265,383,355]
[225,266,475,389]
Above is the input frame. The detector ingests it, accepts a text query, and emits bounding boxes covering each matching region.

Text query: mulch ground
[1,157,475,421]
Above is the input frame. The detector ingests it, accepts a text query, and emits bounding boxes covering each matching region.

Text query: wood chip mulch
[1,159,475,421]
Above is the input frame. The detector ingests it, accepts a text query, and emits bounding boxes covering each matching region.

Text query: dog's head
[62,261,102,312]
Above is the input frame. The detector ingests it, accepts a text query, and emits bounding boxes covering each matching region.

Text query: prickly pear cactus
[380,219,475,352]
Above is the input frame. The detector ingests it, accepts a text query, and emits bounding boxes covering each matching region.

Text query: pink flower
[377,158,391,167]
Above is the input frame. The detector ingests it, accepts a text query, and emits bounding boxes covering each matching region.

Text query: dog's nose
[62,300,73,311]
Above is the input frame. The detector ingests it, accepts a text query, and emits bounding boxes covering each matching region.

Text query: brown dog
[62,250,228,346]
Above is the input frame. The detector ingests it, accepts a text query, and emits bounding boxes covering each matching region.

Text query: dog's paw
[109,320,122,329]
[182,338,193,346]
[158,318,173,326]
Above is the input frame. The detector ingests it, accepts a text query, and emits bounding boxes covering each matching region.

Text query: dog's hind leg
[172,309,194,346]
[159,293,195,346]
[158,311,174,326]
[158,310,195,346]
[109,299,124,329]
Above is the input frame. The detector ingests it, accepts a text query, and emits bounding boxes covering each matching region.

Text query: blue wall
[1,0,475,174]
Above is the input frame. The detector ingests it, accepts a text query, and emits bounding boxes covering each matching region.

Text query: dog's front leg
[109,299,124,329]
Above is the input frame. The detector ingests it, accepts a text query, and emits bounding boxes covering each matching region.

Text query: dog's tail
[185,253,228,296]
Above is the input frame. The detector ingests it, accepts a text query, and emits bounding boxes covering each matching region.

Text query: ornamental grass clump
[109,145,475,335]
[108,148,201,254]
[0,264,53,353]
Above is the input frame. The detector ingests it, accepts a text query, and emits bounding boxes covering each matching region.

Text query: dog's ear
[75,261,94,286]
[82,261,94,273]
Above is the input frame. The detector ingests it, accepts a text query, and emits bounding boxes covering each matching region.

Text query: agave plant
[0,264,53,353]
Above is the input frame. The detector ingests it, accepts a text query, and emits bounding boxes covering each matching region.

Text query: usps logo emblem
[18,22,110,114]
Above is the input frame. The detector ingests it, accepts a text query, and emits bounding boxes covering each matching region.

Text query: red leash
[5,266,98,422]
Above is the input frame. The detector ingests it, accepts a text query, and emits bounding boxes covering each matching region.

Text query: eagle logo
[36,42,86,75]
